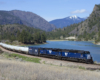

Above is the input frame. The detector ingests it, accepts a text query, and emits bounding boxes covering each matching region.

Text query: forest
[0,24,46,44]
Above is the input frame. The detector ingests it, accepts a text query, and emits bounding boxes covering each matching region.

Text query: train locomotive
[28,47,93,64]
[0,43,93,64]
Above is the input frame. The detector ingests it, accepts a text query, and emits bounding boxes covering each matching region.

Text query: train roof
[28,47,90,54]
[29,46,41,49]
[62,49,90,54]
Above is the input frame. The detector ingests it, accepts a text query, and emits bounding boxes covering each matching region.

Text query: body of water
[30,41,100,62]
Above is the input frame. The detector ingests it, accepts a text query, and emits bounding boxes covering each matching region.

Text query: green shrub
[79,66,85,70]
[5,53,41,63]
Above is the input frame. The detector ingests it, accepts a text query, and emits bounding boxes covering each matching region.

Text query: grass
[43,61,45,64]
[3,53,41,63]
[0,48,3,54]
[0,59,100,80]
[94,61,100,65]
[21,44,41,47]
[21,42,47,47]
[4,40,46,46]
[0,50,100,80]
[79,66,86,70]
[48,40,68,41]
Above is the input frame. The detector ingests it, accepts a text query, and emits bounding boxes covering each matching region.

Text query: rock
[93,5,99,12]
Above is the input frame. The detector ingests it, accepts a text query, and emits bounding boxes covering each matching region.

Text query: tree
[0,35,1,42]
[41,32,46,42]
[37,32,41,43]
[17,30,21,42]
[27,33,32,43]
[18,30,29,43]
[77,28,78,31]
[10,34,16,42]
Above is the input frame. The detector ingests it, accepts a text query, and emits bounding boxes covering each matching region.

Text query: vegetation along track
[0,46,100,70]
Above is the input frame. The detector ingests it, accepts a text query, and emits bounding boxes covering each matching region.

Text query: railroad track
[0,46,100,70]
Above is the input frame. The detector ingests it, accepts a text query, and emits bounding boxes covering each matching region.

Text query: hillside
[47,23,80,39]
[0,24,46,44]
[47,4,100,42]
[0,10,56,31]
[0,11,27,25]
[49,15,86,28]
[69,4,100,41]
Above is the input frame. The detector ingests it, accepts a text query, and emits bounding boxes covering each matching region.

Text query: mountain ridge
[0,10,56,31]
[49,15,86,28]
[47,4,100,42]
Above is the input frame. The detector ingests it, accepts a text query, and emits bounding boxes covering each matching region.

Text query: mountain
[0,10,56,31]
[69,5,100,36]
[49,15,86,28]
[0,11,33,27]
[47,4,100,42]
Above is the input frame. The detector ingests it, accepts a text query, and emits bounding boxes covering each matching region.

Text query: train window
[85,51,90,54]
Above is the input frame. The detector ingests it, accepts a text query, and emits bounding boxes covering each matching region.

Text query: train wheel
[90,60,94,64]
[38,53,41,56]
[86,60,89,64]
[65,58,68,60]
[79,59,82,63]
[58,57,62,60]
[52,56,55,59]
[26,52,29,55]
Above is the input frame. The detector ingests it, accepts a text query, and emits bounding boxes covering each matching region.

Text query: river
[30,41,100,62]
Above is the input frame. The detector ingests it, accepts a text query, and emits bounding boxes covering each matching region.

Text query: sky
[0,0,100,21]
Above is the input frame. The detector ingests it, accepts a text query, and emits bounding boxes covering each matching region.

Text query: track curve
[0,46,100,70]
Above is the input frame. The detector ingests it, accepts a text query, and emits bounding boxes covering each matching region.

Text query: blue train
[28,47,93,64]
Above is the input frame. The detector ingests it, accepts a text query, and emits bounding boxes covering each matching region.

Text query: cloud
[71,9,86,14]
